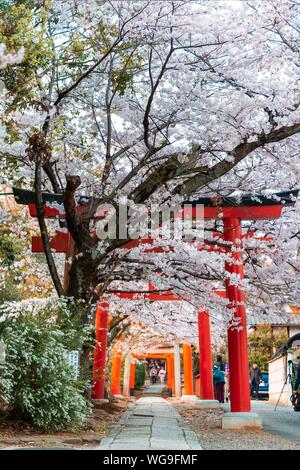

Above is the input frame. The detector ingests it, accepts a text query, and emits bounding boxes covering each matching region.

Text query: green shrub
[135,362,145,389]
[248,352,270,371]
[0,298,93,431]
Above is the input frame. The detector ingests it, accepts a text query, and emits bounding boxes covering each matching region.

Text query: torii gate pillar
[170,355,175,396]
[223,217,261,428]
[224,218,250,412]
[130,361,136,396]
[182,344,194,397]
[198,310,214,400]
[166,355,173,396]
[174,343,181,397]
[123,353,131,397]
[110,338,123,396]
[92,299,109,402]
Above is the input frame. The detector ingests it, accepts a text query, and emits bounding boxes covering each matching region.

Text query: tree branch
[53,36,124,107]
[173,122,300,196]
[63,175,96,253]
[34,162,65,296]
[130,146,203,203]
[143,42,174,150]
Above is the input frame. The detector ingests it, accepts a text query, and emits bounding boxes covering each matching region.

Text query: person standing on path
[294,360,300,391]
[158,366,166,385]
[224,361,229,402]
[150,366,158,384]
[291,360,300,411]
[249,362,263,399]
[213,355,225,403]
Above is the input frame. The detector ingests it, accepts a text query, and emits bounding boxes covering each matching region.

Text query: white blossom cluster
[0,43,24,70]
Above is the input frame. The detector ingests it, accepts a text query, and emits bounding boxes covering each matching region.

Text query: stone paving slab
[98,394,202,450]
[142,384,166,395]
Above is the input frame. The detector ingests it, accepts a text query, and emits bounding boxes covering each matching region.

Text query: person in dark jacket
[250,363,263,399]
[150,366,158,384]
[213,355,225,403]
[291,361,300,411]
[294,363,300,391]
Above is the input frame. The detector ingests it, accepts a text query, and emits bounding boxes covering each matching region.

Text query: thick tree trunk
[66,254,131,395]
[67,255,98,303]
[66,256,99,389]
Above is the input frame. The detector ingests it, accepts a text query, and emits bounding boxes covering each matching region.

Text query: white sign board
[66,350,80,378]
[0,340,5,364]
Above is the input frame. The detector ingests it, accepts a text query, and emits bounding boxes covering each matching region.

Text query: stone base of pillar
[222,412,262,430]
[168,388,173,397]
[92,399,109,407]
[195,399,220,409]
[181,394,198,402]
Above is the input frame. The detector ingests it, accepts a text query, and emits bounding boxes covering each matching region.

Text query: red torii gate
[13,187,298,425]
[106,288,192,398]
[132,351,174,396]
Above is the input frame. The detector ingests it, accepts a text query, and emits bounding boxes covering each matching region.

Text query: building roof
[247,313,300,326]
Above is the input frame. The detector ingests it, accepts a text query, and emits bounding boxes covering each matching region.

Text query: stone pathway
[142,384,166,395]
[99,393,202,450]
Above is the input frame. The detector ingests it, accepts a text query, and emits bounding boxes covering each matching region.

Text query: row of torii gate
[13,187,298,428]
[110,342,194,400]
[108,333,207,400]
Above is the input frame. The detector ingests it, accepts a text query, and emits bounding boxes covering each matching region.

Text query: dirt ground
[173,401,300,450]
[0,397,132,449]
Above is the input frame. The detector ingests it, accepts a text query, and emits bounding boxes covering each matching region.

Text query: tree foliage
[248,325,288,370]
[0,204,55,301]
[0,297,92,431]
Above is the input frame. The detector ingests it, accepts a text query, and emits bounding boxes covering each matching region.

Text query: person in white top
[158,367,166,384]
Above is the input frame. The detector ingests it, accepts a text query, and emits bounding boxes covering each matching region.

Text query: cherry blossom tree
[1,0,300,347]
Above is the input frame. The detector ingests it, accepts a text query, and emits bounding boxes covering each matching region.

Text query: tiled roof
[247,313,300,326]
